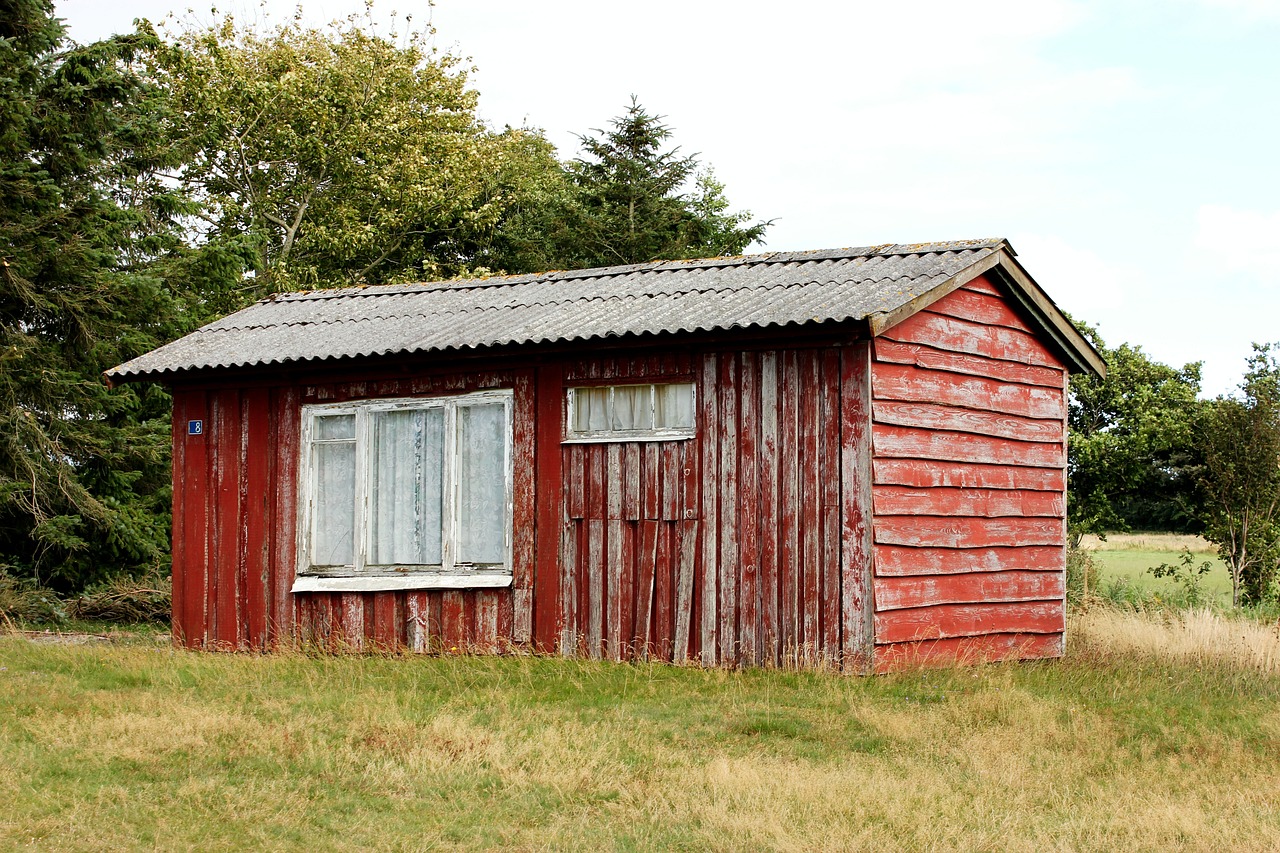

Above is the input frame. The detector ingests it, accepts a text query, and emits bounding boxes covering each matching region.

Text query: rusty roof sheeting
[108,240,1036,381]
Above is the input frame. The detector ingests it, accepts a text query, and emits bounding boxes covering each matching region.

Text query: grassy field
[3,611,1280,851]
[1081,532,1232,606]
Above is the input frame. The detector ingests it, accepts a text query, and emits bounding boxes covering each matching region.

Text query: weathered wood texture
[169,368,535,652]
[869,276,1068,670]
[556,346,868,667]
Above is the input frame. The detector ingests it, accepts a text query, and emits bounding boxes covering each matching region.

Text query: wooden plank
[623,443,641,521]
[559,519,578,655]
[962,274,1001,296]
[441,590,467,651]
[872,400,1062,443]
[513,588,532,645]
[873,339,1065,388]
[875,516,1064,548]
[874,570,1066,611]
[566,444,585,519]
[213,390,242,649]
[586,518,604,659]
[605,445,624,659]
[880,311,1062,369]
[716,353,739,664]
[819,348,841,663]
[779,351,800,661]
[270,386,299,648]
[607,518,624,661]
[874,600,1064,643]
[476,590,500,653]
[875,544,1064,576]
[758,351,780,666]
[378,592,402,651]
[661,441,680,521]
[873,362,1066,420]
[642,442,661,520]
[407,591,429,653]
[839,342,874,672]
[738,352,760,667]
[932,286,1033,332]
[800,351,821,663]
[871,486,1065,518]
[699,354,719,665]
[873,425,1064,468]
[674,518,699,663]
[655,520,673,661]
[586,444,605,520]
[242,389,270,649]
[635,520,659,659]
[512,369,537,648]
[619,520,636,660]
[607,444,623,520]
[873,458,1065,491]
[170,391,192,647]
[874,632,1063,673]
[339,594,364,651]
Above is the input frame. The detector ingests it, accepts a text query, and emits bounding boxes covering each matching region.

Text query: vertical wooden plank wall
[169,368,536,652]
[868,274,1068,671]
[557,347,851,667]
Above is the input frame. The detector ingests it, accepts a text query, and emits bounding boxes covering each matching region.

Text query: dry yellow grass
[1074,607,1280,675]
[2,614,1279,851]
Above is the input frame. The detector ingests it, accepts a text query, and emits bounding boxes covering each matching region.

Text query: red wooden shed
[108,239,1104,672]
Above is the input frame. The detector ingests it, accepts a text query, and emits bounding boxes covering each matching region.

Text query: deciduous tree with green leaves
[153,12,552,292]
[1196,343,1280,607]
[1067,322,1203,543]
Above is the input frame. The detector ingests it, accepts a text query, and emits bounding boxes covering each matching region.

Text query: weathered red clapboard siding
[874,458,1065,491]
[869,275,1068,670]
[874,571,1065,610]
[875,601,1065,643]
[557,345,870,668]
[872,486,1064,518]
[169,367,536,652]
[875,544,1063,575]
[873,632,1065,674]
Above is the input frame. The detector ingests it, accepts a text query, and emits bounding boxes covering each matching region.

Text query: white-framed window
[564,382,696,442]
[292,390,513,592]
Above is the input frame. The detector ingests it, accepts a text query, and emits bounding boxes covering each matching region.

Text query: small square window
[565,382,695,442]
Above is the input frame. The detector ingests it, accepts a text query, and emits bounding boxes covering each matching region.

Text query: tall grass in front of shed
[3,611,1280,851]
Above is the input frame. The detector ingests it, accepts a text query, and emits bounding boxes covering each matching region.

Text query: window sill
[562,431,695,444]
[292,573,513,593]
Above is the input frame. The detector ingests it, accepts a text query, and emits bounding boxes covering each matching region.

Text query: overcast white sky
[59,0,1280,395]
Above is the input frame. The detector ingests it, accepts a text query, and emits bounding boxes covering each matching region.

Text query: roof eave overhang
[866,247,1106,378]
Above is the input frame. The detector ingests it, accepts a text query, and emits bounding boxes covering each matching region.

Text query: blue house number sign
[187,419,204,436]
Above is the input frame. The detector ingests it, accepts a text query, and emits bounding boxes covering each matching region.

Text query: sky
[58,0,1280,395]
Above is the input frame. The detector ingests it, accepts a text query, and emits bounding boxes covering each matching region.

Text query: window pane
[612,385,653,431]
[573,387,609,433]
[312,441,355,566]
[457,403,507,564]
[655,383,694,429]
[315,414,355,440]
[369,409,443,566]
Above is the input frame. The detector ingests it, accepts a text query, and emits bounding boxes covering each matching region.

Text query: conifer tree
[0,0,178,589]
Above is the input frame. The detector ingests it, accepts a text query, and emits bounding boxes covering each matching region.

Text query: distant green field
[1082,533,1231,607]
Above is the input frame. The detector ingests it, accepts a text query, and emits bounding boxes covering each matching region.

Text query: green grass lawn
[3,616,1280,851]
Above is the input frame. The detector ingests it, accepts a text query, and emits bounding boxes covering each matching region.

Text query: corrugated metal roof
[107,239,1028,381]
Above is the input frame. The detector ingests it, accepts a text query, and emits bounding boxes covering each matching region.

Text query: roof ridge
[269,239,1008,303]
